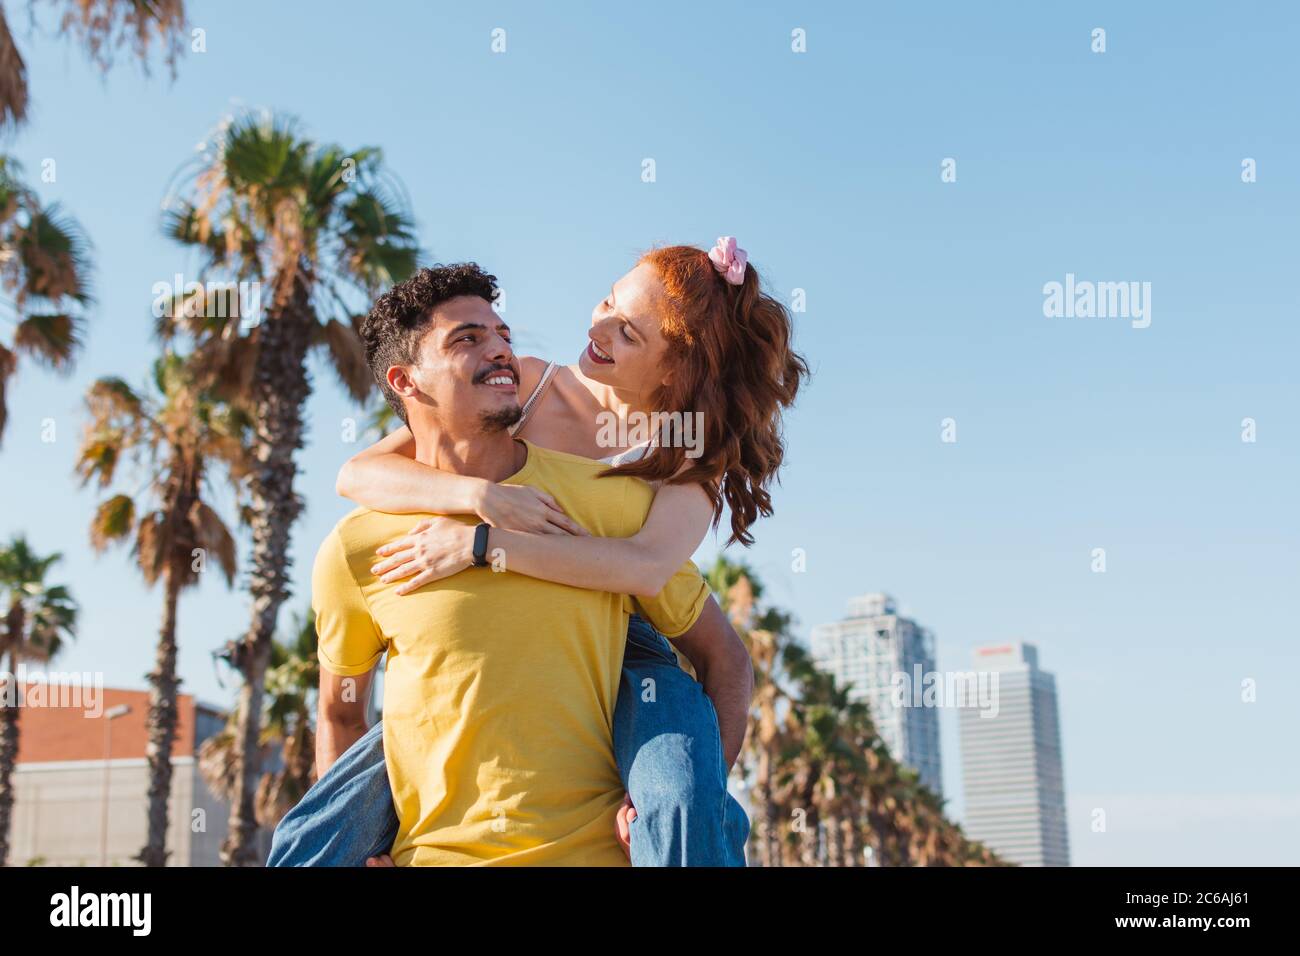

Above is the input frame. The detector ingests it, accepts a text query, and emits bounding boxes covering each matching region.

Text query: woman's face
[578,261,673,400]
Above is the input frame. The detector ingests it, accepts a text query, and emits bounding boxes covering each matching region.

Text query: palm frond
[337,188,418,292]
[0,535,77,664]
[11,313,82,368]
[177,331,255,401]
[218,111,310,195]
[365,396,397,440]
[0,9,28,131]
[0,341,15,445]
[197,721,239,800]
[86,376,144,417]
[188,499,236,586]
[74,431,125,487]
[89,494,136,552]
[318,316,372,403]
[76,377,151,486]
[58,0,188,76]
[12,201,94,306]
[134,510,168,586]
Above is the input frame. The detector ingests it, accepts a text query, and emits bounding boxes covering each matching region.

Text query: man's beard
[479,402,523,434]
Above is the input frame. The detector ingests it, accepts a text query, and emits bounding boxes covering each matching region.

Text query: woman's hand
[615,794,637,860]
[473,482,588,536]
[371,517,478,594]
[370,503,590,595]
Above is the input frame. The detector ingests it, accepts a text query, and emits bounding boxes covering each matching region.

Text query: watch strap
[472,522,491,567]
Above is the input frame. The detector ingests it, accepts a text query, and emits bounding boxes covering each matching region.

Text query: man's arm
[315,666,376,776]
[664,595,753,770]
[311,525,387,775]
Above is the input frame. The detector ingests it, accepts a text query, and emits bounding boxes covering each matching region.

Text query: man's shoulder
[318,507,421,574]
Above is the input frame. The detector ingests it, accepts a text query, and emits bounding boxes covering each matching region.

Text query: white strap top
[508,361,560,437]
[600,441,654,466]
[509,360,656,466]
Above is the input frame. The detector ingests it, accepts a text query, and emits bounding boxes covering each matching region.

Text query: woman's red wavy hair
[604,244,810,546]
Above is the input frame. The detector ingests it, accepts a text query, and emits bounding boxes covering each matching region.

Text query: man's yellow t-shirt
[312,440,710,866]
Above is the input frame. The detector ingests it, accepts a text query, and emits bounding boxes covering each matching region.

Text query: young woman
[268,237,808,866]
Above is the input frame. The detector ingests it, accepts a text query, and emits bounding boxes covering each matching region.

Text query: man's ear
[387,365,415,400]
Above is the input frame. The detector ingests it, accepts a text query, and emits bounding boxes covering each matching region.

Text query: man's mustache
[472,362,519,384]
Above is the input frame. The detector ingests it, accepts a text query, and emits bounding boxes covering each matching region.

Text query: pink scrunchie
[707,236,748,285]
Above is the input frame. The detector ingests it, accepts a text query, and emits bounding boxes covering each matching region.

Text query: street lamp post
[100,704,131,866]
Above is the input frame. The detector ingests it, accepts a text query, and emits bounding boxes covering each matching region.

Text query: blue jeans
[268,614,749,866]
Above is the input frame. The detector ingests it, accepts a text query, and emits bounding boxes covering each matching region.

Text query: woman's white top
[510,360,657,467]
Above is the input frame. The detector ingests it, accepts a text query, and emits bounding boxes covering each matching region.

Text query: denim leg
[267,720,399,866]
[613,615,749,866]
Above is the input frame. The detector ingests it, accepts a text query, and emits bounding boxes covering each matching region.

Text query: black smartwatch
[471,522,491,567]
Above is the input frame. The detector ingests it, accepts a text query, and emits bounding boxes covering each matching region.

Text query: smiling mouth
[478,369,518,391]
[586,341,614,364]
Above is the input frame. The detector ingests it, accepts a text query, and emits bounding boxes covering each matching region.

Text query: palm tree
[780,642,874,865]
[254,608,318,828]
[198,608,322,831]
[707,559,788,866]
[74,351,248,866]
[1,0,188,131]
[366,395,397,440]
[0,535,76,866]
[0,156,92,445]
[705,555,1006,867]
[162,110,419,863]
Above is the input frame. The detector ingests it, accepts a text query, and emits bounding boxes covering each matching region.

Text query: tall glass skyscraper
[810,594,943,796]
[958,642,1070,866]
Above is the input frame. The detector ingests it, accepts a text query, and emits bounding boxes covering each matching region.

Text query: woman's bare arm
[336,426,585,534]
[372,480,716,597]
[336,427,485,514]
[488,481,714,595]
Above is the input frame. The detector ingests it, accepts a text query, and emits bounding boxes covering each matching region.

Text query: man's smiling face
[391,295,522,434]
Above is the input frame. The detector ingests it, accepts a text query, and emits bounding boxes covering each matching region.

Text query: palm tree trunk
[757,751,779,867]
[763,801,780,867]
[754,705,781,867]
[0,612,23,866]
[138,568,182,867]
[824,802,844,867]
[221,278,314,866]
[0,653,18,867]
[840,805,860,866]
[795,785,816,868]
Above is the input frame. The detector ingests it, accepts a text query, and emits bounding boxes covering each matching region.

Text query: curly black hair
[360,263,499,423]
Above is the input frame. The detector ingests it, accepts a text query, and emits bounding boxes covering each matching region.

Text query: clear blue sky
[3,1,1296,865]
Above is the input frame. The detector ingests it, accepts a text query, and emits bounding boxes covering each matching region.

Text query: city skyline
[959,642,1070,867]
[811,593,944,797]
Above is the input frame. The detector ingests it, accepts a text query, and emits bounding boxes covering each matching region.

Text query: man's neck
[412,426,525,482]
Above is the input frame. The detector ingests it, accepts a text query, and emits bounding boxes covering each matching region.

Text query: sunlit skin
[340,267,754,865]
[362,275,685,865]
[484,261,677,466]
[568,262,674,423]
[386,296,524,450]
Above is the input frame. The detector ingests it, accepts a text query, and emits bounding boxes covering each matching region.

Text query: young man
[308,263,751,865]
